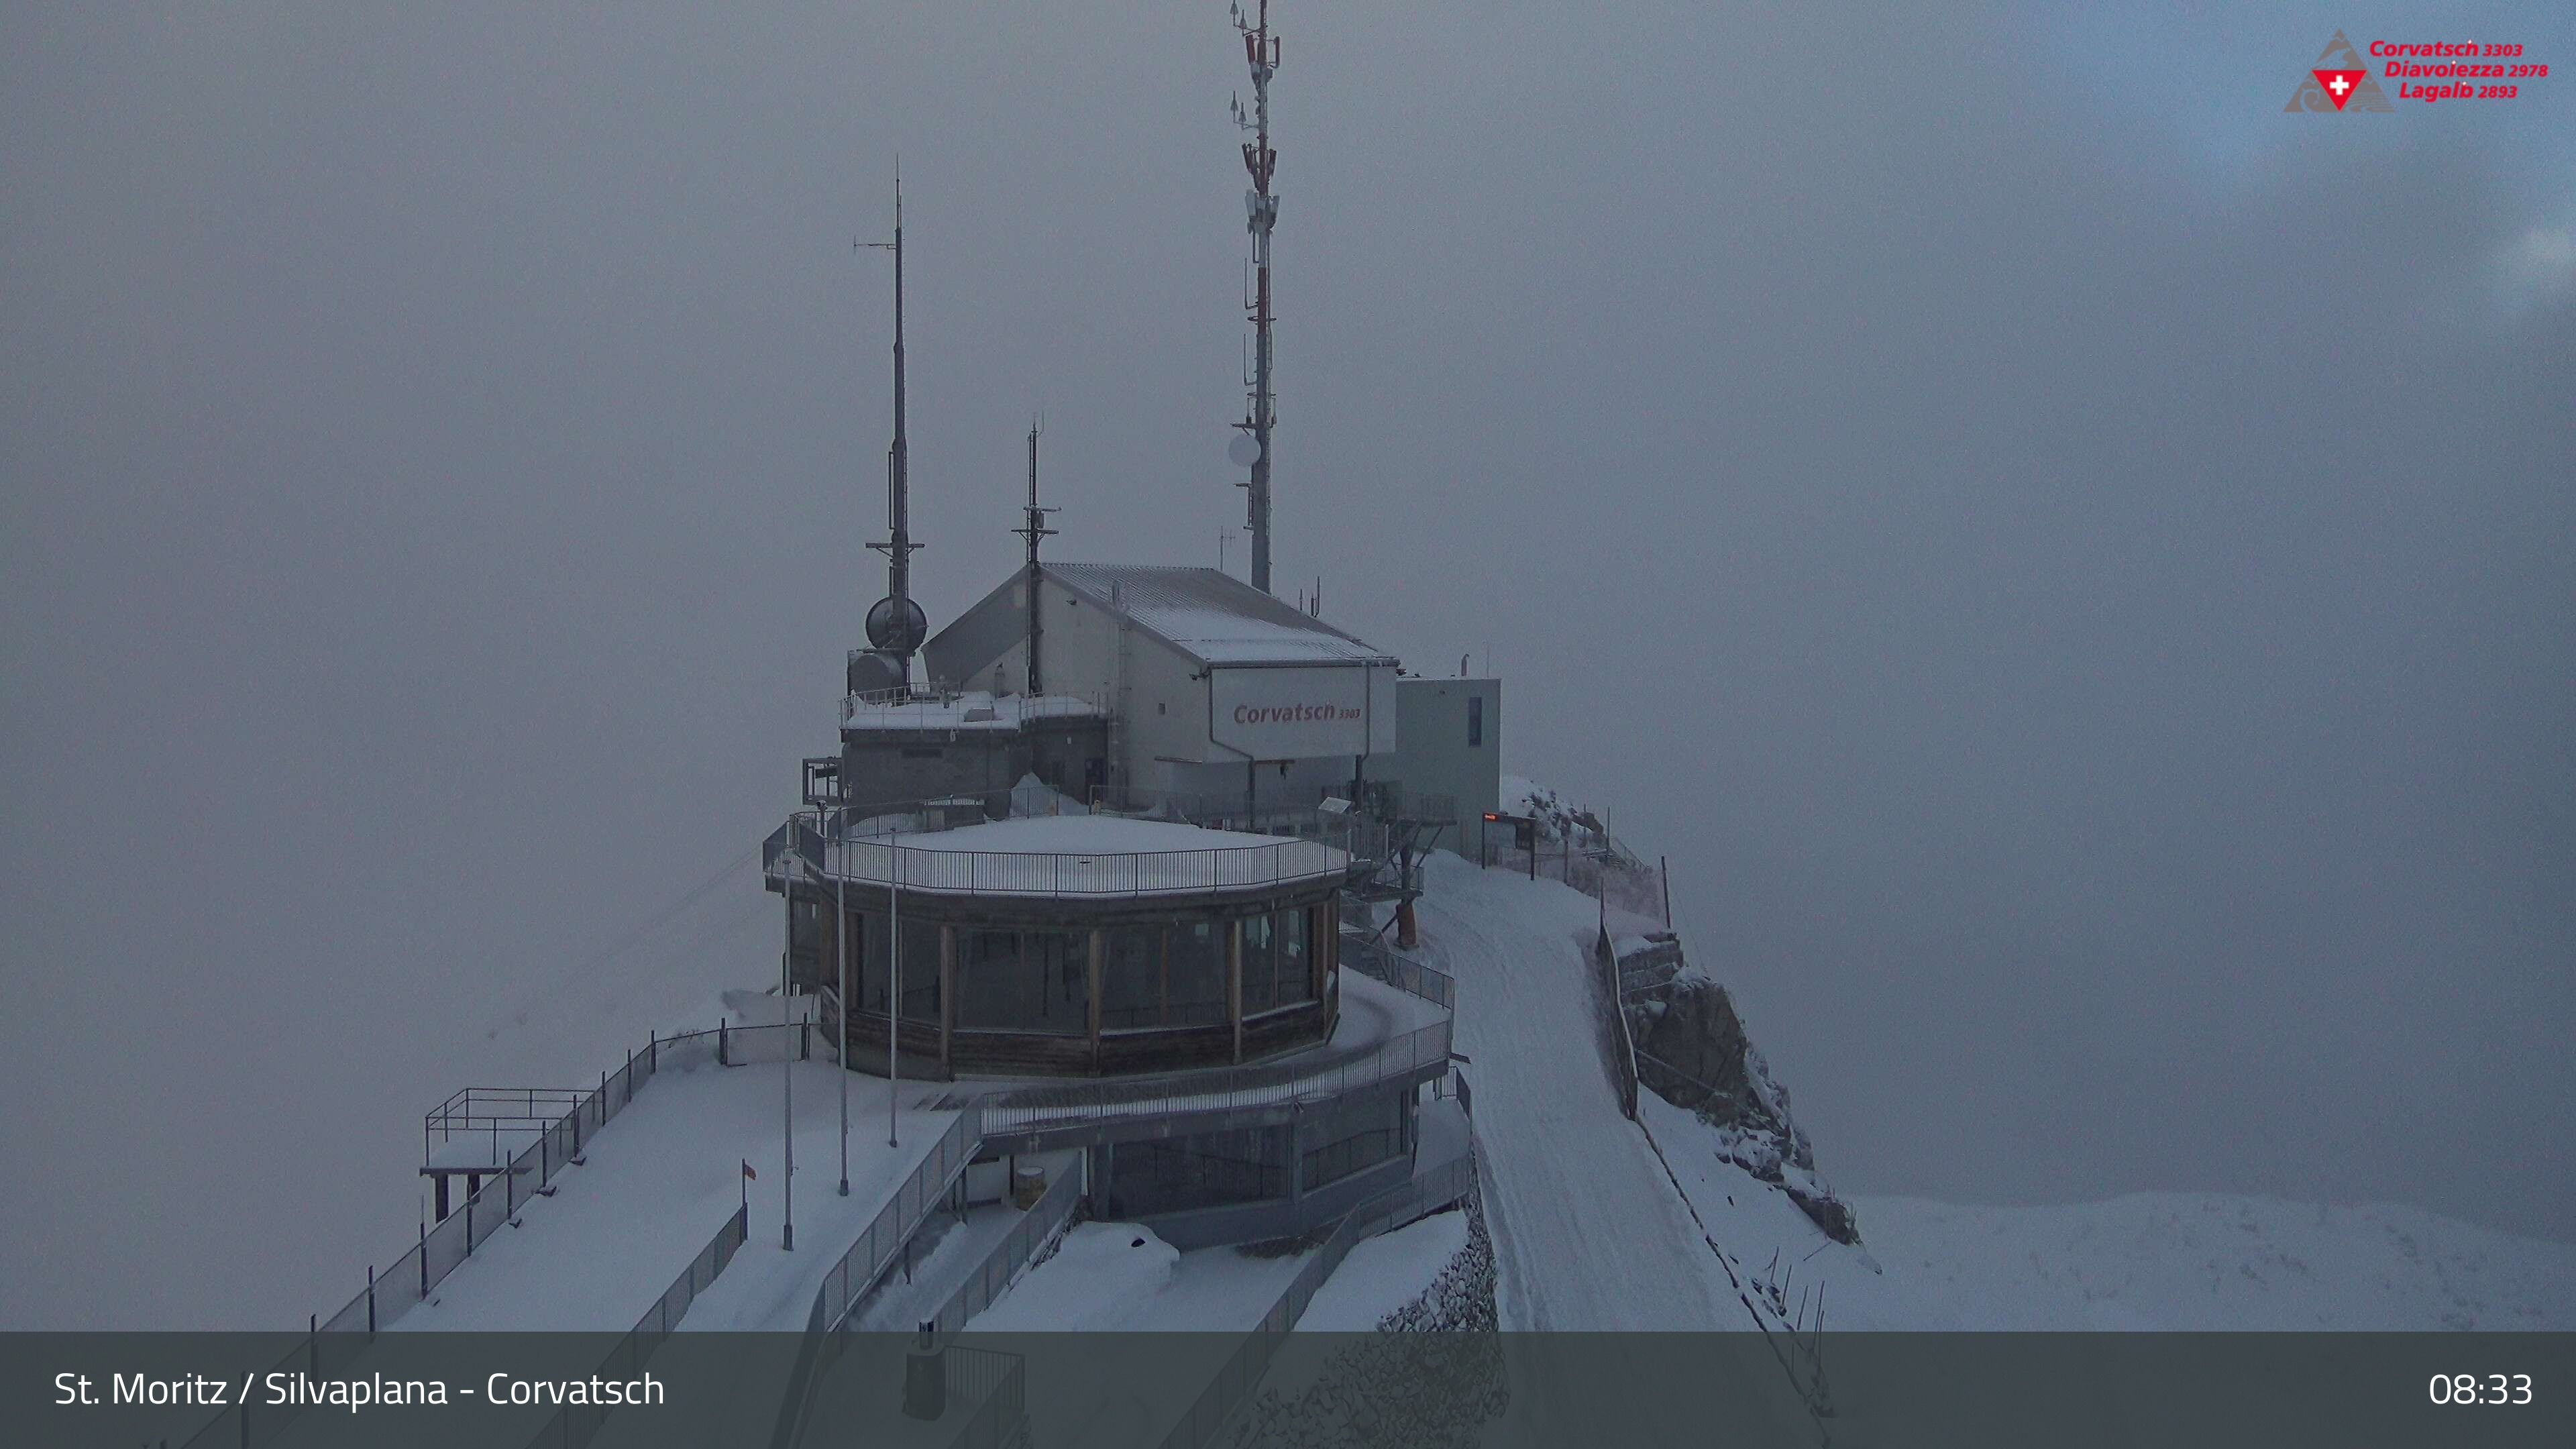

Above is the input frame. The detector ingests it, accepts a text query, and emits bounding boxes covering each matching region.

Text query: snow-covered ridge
[1413,777,2576,1334]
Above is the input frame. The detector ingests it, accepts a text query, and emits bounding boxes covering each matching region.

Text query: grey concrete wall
[976,577,1210,791]
[838,716,1110,807]
[1389,678,1503,855]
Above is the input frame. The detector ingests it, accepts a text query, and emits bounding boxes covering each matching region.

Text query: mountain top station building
[757,558,1495,1248]
[922,563,1400,819]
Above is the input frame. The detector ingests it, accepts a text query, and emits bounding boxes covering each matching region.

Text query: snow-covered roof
[1044,564,1395,668]
[841,690,1102,735]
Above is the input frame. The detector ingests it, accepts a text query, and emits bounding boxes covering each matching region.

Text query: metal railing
[424,1087,588,1165]
[979,1017,1452,1138]
[1599,934,1642,1121]
[840,689,1106,728]
[521,1203,751,1449]
[770,1104,989,1448]
[1154,1138,1481,1449]
[1338,931,1456,1010]
[776,783,1379,852]
[772,1006,1454,1446]
[182,1022,812,1449]
[920,1161,1085,1336]
[937,1346,1029,1449]
[819,836,1348,898]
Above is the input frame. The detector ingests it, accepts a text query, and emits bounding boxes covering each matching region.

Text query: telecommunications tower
[857,178,926,690]
[1011,418,1057,695]
[1228,1,1281,594]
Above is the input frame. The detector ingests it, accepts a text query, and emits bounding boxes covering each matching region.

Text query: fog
[3,1,2569,1328]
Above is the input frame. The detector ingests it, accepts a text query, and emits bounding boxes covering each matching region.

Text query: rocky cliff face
[1615,932,1861,1245]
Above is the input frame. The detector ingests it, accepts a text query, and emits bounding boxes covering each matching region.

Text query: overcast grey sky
[4,1,2571,1328]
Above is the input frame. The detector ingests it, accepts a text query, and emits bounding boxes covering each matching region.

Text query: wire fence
[1336,931,1456,1010]
[936,1346,1029,1449]
[1153,1136,1481,1449]
[920,1163,1086,1337]
[822,837,1348,898]
[977,1017,1452,1138]
[520,1203,751,1449]
[181,1021,811,1449]
[770,1104,989,1448]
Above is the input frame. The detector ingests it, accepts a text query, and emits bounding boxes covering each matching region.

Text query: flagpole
[837,806,851,1197]
[782,835,796,1252]
[888,826,902,1149]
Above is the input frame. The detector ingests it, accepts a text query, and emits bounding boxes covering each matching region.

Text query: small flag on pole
[741,1159,757,1181]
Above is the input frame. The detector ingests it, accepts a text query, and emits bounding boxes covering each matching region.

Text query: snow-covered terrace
[388,971,1442,1336]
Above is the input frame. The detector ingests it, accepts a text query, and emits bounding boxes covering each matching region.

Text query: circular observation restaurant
[780,815,1352,1078]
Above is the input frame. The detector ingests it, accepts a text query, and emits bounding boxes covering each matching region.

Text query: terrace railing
[1154,1128,1482,1449]
[978,1016,1451,1139]
[821,836,1348,898]
[936,1346,1029,1449]
[920,1161,1085,1336]
[521,1203,751,1449]
[769,1103,988,1449]
[183,1019,813,1449]
[1337,931,1456,1010]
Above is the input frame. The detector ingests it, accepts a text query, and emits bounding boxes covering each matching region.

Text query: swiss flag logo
[2312,69,2366,109]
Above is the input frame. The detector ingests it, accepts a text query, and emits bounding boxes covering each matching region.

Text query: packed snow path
[1403,852,1737,1330]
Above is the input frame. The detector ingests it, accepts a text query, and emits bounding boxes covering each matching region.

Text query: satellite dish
[865,596,929,652]
[1228,433,1261,468]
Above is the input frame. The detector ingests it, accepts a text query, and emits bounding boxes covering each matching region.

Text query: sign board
[1208,664,1395,760]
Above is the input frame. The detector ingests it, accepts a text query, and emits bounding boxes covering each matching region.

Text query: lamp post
[837,804,851,1197]
[888,822,902,1150]
[781,830,798,1252]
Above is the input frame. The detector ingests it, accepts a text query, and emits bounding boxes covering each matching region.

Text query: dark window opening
[1301,1091,1409,1189]
[1108,1126,1291,1217]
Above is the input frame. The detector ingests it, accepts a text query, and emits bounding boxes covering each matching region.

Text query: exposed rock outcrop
[1614,932,1861,1246]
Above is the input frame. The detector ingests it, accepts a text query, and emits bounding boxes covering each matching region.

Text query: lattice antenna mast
[859,175,926,675]
[1228,1,1281,594]
[1010,417,1059,694]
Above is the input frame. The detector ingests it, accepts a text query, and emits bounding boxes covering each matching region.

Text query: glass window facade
[851,911,891,1015]
[1168,919,1228,1026]
[955,928,1089,1034]
[1100,924,1163,1030]
[841,894,1330,1061]
[1242,906,1317,1015]
[1301,1089,1409,1189]
[1098,917,1232,1030]
[1107,1126,1291,1218]
[898,916,941,1024]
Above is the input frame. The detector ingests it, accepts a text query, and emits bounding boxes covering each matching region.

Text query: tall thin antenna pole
[1230,1,1281,594]
[861,173,926,676]
[780,862,796,1251]
[1012,417,1057,696]
[835,812,849,1197]
[888,837,901,1149]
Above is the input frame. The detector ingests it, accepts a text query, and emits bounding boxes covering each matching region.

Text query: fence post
[720,1018,730,1066]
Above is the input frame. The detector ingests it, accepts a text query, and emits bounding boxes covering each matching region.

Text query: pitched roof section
[1046,564,1396,668]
